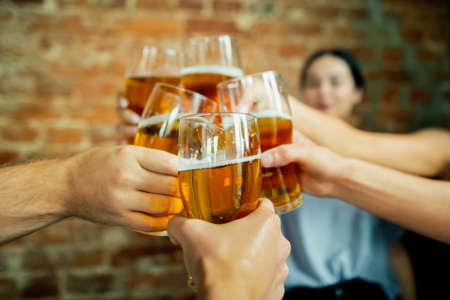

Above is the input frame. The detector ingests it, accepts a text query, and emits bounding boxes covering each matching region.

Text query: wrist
[59,153,83,217]
[331,156,357,200]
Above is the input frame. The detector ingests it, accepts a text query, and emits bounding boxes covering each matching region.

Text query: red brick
[179,0,203,11]
[0,278,18,299]
[13,104,60,120]
[117,18,182,36]
[417,48,440,61]
[23,251,53,270]
[402,28,424,42]
[308,6,340,18]
[279,44,308,58]
[347,8,370,20]
[48,128,85,144]
[21,275,59,298]
[186,19,239,35]
[351,48,376,61]
[333,27,365,41]
[138,0,175,10]
[286,24,323,37]
[111,245,180,267]
[213,0,242,13]
[381,86,400,104]
[88,105,119,124]
[66,273,114,294]
[410,88,430,104]
[383,48,403,62]
[0,11,13,22]
[2,125,39,142]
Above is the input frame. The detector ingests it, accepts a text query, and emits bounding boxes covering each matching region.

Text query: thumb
[240,198,275,223]
[261,144,298,168]
[167,216,188,246]
[167,216,206,248]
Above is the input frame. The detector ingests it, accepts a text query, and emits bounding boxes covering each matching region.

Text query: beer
[256,110,302,211]
[134,114,181,154]
[125,74,180,116]
[180,66,243,103]
[178,155,261,224]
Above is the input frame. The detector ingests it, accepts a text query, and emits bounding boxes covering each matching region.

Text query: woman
[282,49,405,300]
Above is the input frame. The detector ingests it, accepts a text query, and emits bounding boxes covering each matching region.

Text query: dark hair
[300,49,365,90]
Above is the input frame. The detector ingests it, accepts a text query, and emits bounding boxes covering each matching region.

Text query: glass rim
[130,44,180,55]
[178,111,257,122]
[217,70,281,89]
[185,34,238,43]
[153,82,217,105]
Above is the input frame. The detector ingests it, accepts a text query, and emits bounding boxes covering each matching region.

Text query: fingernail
[261,153,273,167]
[119,98,128,108]
[169,236,179,246]
[130,114,140,124]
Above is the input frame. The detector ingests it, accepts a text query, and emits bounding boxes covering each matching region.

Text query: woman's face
[302,55,363,119]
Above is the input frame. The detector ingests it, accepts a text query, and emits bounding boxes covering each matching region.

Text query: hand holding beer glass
[122,45,181,143]
[181,35,243,103]
[134,83,217,235]
[218,71,303,214]
[178,112,262,223]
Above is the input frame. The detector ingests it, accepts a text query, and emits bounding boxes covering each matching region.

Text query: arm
[261,133,450,243]
[0,146,182,245]
[289,96,450,177]
[0,159,71,244]
[168,199,291,300]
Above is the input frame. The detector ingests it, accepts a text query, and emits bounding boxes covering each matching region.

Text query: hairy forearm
[0,159,71,244]
[334,157,450,243]
[289,97,450,176]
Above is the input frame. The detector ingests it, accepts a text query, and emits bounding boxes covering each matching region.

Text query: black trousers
[283,279,390,300]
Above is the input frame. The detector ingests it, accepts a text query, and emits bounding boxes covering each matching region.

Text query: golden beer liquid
[134,114,179,154]
[180,66,243,104]
[179,156,261,223]
[257,112,303,213]
[125,74,180,116]
[133,114,183,234]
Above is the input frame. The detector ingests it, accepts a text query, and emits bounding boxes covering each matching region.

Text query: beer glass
[124,45,181,143]
[178,112,262,223]
[180,35,243,103]
[218,71,303,214]
[134,83,217,235]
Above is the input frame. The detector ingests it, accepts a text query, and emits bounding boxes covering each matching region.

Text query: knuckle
[115,145,134,159]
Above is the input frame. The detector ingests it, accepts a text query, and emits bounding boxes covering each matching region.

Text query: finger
[134,147,178,176]
[117,123,138,138]
[135,170,180,197]
[122,211,177,232]
[117,107,141,125]
[129,192,183,216]
[117,91,127,108]
[261,144,303,168]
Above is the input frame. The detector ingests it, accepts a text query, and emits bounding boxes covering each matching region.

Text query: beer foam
[253,110,292,120]
[180,65,244,78]
[178,154,261,171]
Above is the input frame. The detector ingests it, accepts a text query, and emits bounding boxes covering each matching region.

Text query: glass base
[275,194,303,215]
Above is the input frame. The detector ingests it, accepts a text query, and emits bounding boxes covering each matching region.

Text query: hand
[65,146,183,232]
[261,130,345,197]
[167,199,291,300]
[117,92,140,143]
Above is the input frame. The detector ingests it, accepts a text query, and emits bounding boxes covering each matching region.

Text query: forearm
[334,157,450,243]
[289,97,450,176]
[0,158,72,244]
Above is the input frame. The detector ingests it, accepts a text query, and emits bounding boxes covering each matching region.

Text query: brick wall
[0,0,448,299]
